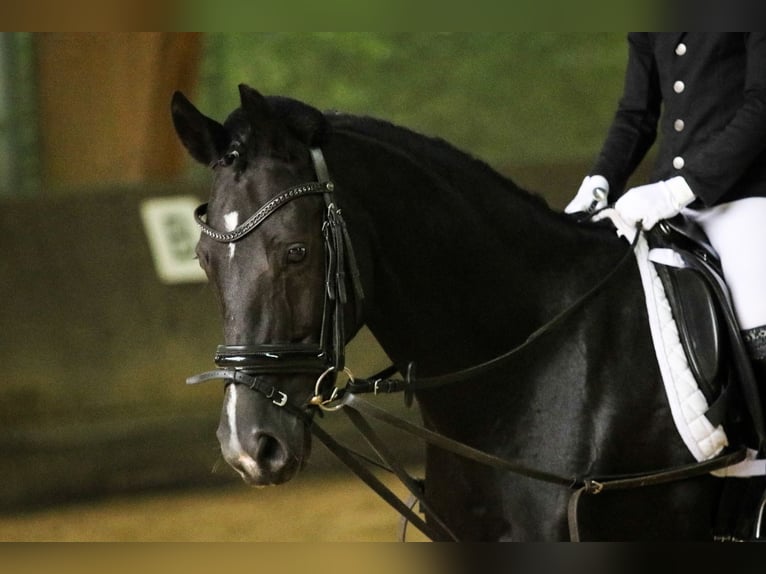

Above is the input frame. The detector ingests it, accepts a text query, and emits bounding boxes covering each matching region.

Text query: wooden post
[35,32,202,192]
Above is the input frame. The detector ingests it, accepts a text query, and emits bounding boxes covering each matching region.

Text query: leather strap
[402,236,638,391]
[342,394,746,489]
[340,392,746,541]
[342,393,581,487]
[186,368,308,415]
[343,405,459,541]
[343,236,637,397]
[311,148,331,183]
[308,421,446,541]
[567,448,747,541]
[194,182,330,243]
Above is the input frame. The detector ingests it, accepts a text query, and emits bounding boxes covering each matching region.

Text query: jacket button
[675,43,687,56]
[674,119,685,132]
[673,156,685,170]
[673,80,685,94]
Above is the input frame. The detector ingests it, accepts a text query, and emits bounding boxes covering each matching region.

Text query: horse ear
[239,85,328,150]
[171,91,229,166]
[269,96,328,147]
[238,84,271,119]
[238,84,286,148]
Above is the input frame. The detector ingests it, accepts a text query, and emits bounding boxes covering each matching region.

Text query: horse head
[171,85,342,486]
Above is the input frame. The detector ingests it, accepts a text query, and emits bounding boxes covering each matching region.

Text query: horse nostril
[254,433,286,468]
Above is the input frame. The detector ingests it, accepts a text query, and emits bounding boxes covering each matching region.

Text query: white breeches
[684,197,766,330]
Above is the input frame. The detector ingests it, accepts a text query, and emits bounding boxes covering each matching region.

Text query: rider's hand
[564,175,610,214]
[614,176,695,231]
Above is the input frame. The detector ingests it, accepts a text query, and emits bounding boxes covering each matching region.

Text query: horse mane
[325,112,554,214]
[262,96,593,236]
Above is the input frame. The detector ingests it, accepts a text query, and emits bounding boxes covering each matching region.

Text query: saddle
[646,216,766,455]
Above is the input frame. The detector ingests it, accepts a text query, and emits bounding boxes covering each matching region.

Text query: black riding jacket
[592,32,766,207]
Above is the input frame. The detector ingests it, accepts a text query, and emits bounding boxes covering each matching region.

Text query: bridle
[185,147,748,542]
[186,148,364,413]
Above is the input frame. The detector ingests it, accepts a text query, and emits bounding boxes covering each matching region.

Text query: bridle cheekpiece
[186,148,364,414]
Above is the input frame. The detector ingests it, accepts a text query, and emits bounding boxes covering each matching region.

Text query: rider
[565,33,766,406]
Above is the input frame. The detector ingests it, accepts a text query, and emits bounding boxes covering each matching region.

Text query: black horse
[172,84,751,541]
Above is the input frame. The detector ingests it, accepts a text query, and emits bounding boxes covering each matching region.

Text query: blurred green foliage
[198,32,628,168]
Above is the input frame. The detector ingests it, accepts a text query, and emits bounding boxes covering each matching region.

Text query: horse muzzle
[217,382,310,486]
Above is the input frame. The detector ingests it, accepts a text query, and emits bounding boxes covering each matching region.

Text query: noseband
[186,149,364,412]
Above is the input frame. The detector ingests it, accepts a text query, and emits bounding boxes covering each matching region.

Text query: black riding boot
[753,359,766,419]
[743,325,766,361]
[710,326,766,540]
[743,325,766,415]
[744,325,766,540]
[750,356,766,540]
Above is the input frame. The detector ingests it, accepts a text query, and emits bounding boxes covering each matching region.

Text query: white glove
[614,176,695,231]
[564,175,610,214]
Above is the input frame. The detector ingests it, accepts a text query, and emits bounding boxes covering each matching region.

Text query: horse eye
[286,243,307,263]
[220,150,240,167]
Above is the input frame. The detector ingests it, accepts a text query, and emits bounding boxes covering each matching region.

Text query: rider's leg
[685,197,766,424]
[685,197,766,354]
[687,198,766,540]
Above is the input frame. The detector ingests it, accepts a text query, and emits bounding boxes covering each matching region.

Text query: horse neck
[326,123,620,376]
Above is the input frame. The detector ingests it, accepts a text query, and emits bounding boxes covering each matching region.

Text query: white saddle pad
[600,210,765,476]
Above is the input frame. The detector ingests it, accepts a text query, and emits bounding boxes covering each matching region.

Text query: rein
[312,228,746,540]
[326,392,746,541]
[186,147,747,541]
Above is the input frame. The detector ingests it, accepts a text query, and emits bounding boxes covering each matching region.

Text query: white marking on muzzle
[224,211,239,260]
[224,386,262,482]
[225,384,245,456]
